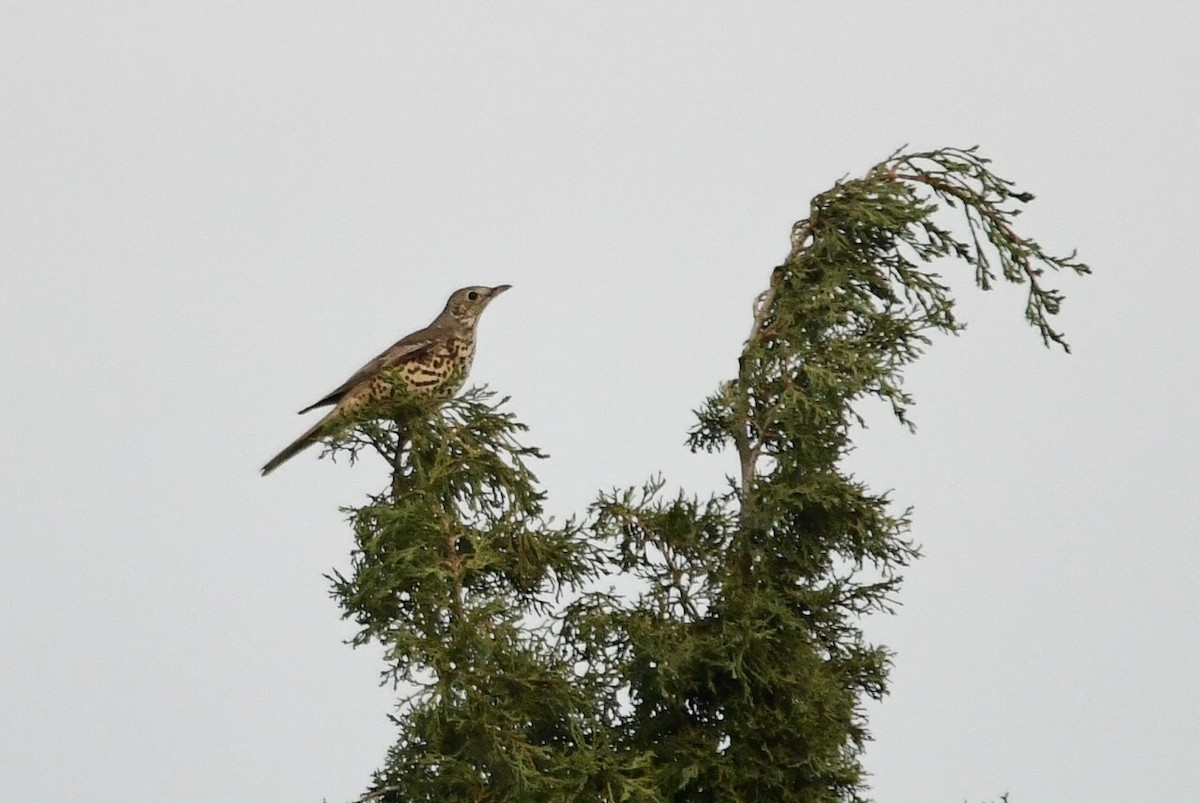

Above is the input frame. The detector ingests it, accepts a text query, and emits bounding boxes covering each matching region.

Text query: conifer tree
[326,146,1088,802]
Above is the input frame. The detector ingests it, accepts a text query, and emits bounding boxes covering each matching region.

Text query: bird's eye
[467,291,479,301]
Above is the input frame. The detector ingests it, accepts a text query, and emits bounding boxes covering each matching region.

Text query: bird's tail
[261,409,340,476]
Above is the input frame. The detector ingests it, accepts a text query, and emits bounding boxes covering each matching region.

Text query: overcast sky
[3,3,1197,802]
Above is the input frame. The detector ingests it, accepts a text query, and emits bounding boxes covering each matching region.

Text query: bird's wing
[296,332,437,414]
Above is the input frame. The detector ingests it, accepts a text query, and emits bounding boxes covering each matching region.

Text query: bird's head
[444,284,512,326]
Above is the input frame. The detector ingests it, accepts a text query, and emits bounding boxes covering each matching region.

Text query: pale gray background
[2,3,1196,802]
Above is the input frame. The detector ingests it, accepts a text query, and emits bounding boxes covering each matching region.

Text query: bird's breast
[400,336,475,395]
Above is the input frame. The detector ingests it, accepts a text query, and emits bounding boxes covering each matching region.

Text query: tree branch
[349,784,401,803]
[735,218,814,500]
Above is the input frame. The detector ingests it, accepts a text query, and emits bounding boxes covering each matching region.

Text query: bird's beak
[490,284,513,297]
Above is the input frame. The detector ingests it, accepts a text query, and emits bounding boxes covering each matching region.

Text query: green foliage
[324,147,1088,802]
[328,390,654,802]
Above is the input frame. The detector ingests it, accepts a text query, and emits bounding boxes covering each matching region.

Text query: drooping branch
[885,146,1091,350]
[730,144,1087,516]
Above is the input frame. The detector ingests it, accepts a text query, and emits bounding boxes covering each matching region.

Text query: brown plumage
[261,284,511,476]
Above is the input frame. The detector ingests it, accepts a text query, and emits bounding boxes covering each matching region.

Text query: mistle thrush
[261,284,511,476]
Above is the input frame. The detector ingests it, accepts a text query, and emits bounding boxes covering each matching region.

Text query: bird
[261,284,511,476]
